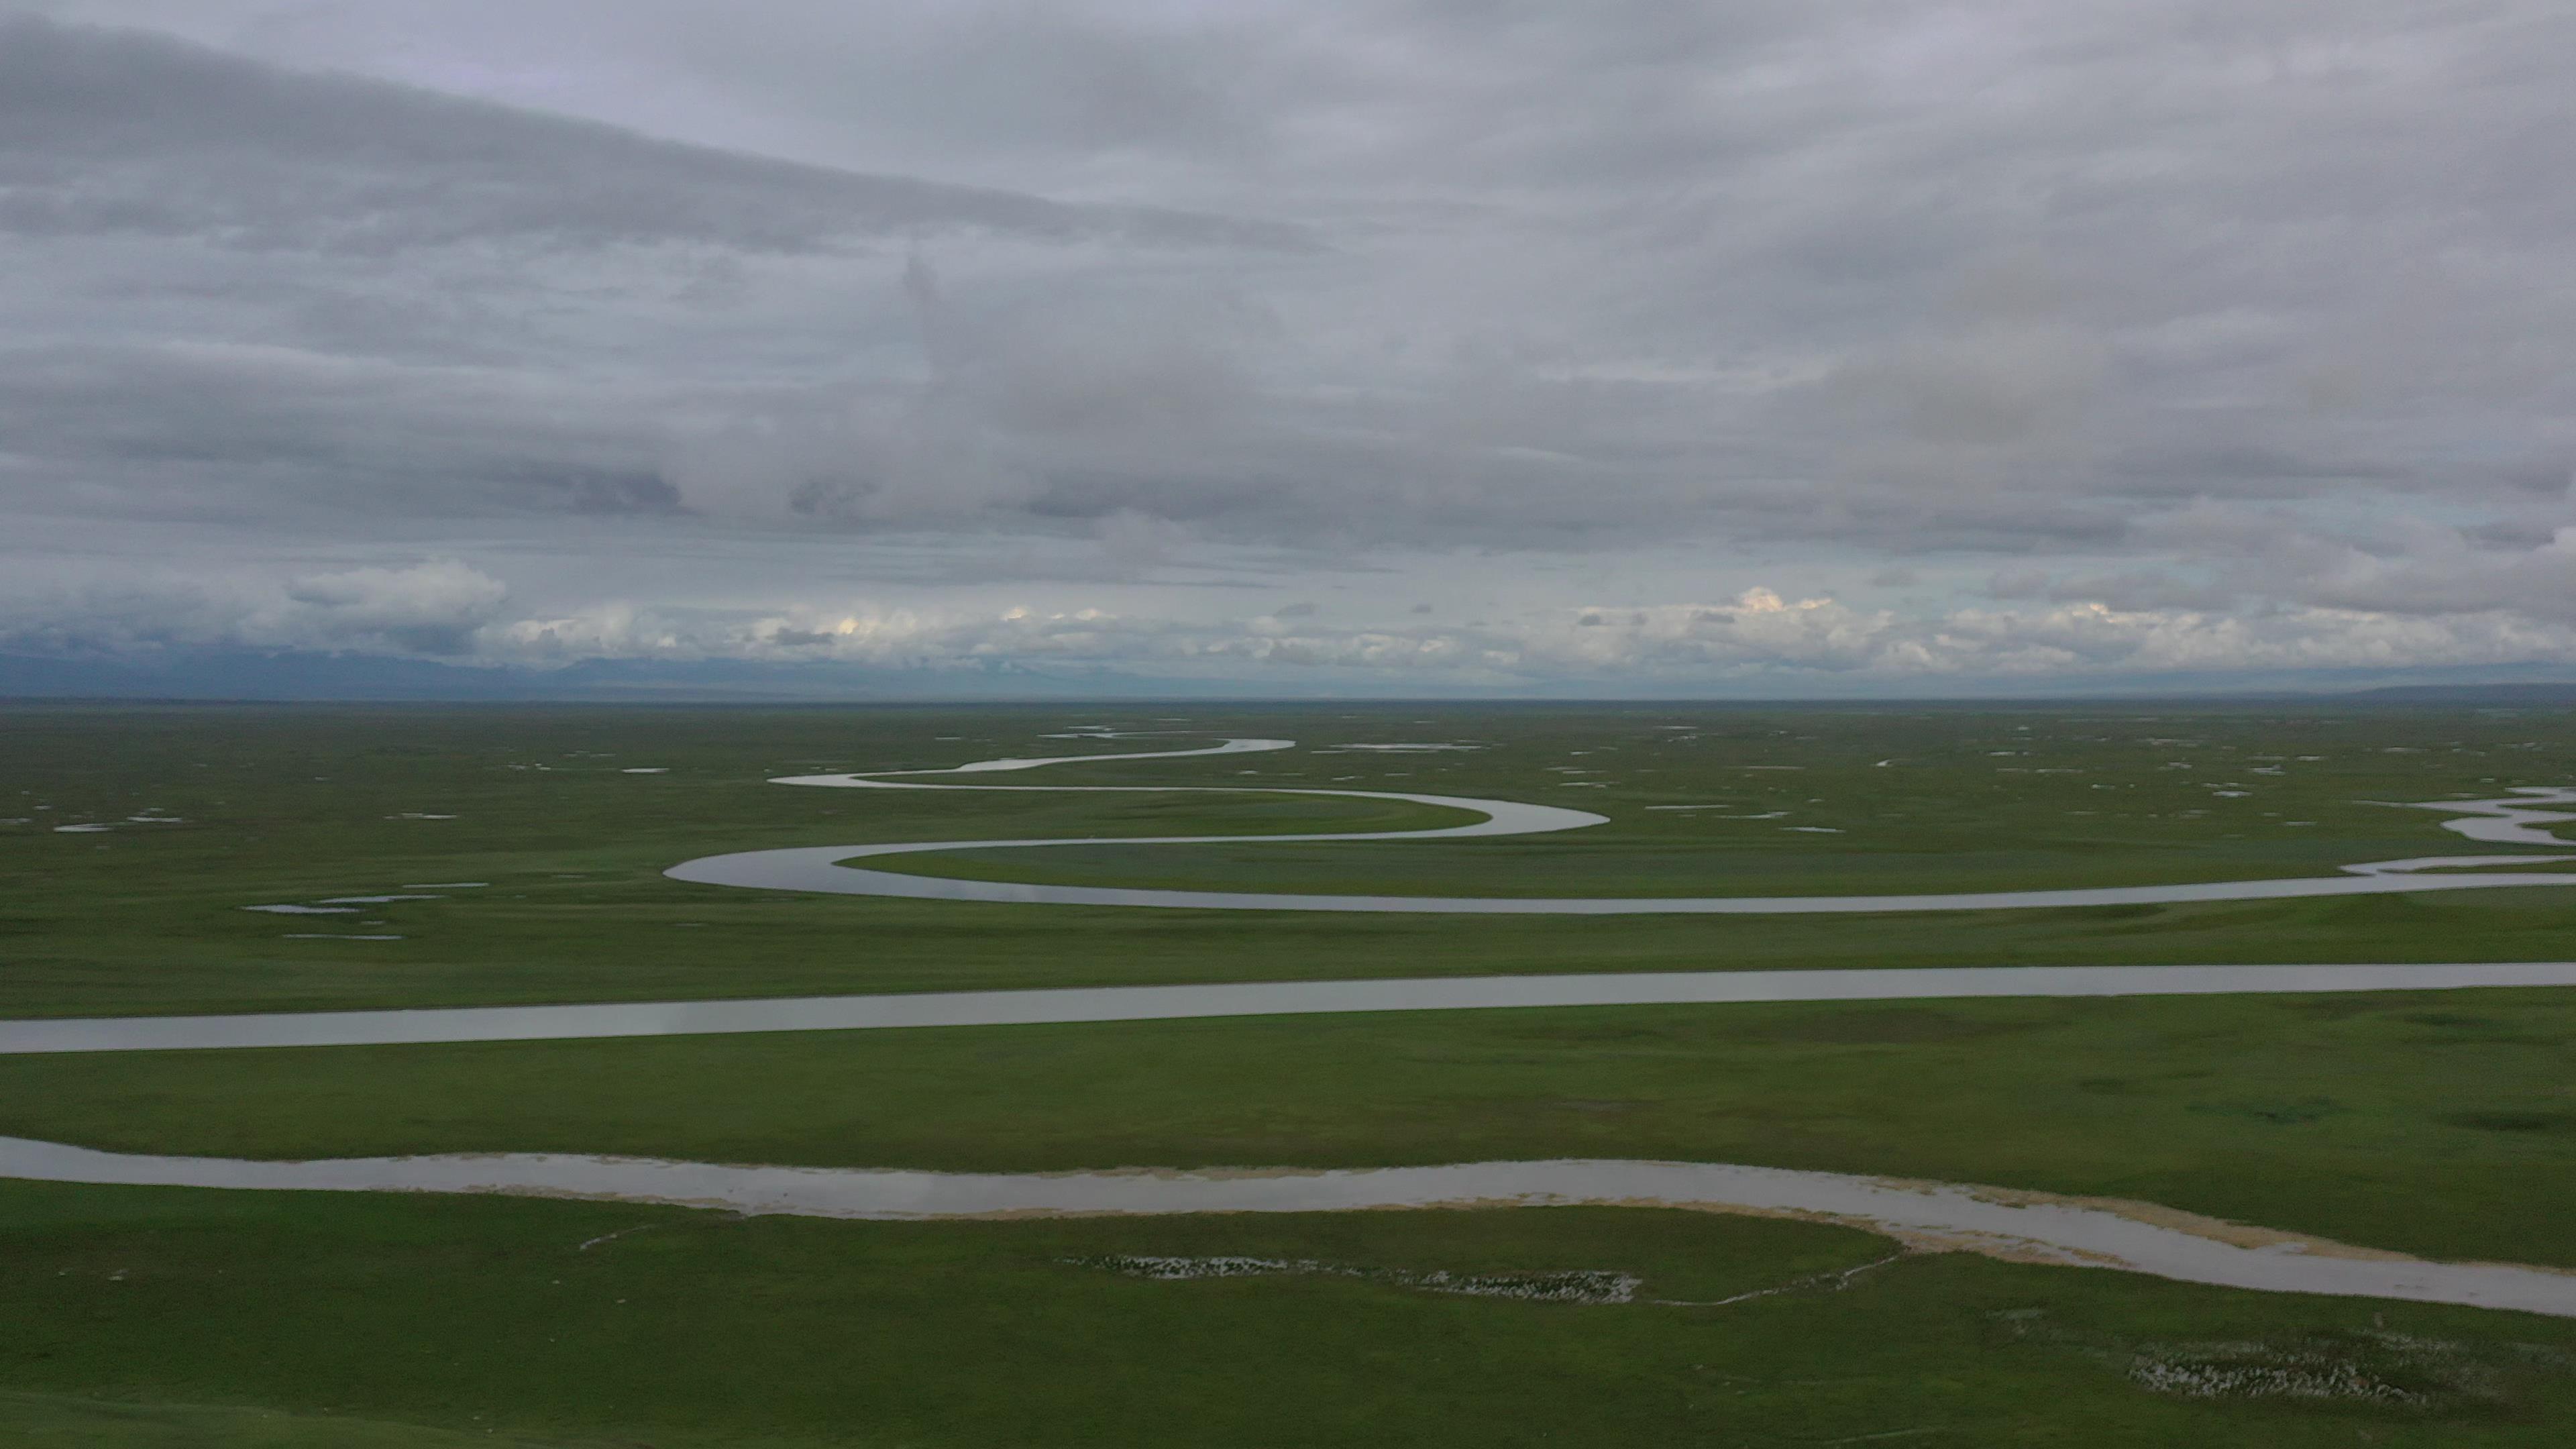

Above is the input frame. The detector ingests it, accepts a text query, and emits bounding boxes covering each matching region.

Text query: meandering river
[665,739,2576,914]
[12,737,2576,1318]
[6,1135,2571,1318]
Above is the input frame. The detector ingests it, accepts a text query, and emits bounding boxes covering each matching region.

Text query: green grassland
[0,1391,591,1448]
[11,1179,2576,1448]
[8,702,2576,1442]
[5,702,2576,1018]
[7,989,2575,1267]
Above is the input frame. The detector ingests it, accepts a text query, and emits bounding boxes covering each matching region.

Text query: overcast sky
[3,2,2572,696]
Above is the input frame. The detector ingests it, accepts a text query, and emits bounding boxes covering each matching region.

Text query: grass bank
[7,989,2575,1266]
[9,1180,2576,1446]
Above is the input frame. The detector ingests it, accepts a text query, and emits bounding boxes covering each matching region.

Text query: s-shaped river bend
[10,737,2576,1320]
[667,736,2576,914]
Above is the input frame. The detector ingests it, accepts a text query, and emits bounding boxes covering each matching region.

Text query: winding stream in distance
[665,738,2576,915]
[12,737,2576,1318]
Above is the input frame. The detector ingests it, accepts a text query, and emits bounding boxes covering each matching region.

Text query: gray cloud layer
[0,16,1308,254]
[3,5,2572,691]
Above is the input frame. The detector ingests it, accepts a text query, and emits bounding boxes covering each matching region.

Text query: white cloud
[15,558,2576,690]
[280,560,509,653]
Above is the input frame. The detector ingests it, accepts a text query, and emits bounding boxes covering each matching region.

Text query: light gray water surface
[9,962,2576,1054]
[6,1136,2570,1318]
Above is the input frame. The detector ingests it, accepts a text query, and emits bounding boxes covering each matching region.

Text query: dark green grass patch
[0,1391,597,1448]
[9,1179,2576,1447]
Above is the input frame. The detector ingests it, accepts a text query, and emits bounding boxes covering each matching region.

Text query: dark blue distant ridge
[2,647,2572,704]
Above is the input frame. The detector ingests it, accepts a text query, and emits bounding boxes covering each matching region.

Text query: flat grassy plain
[7,989,2575,1266]
[7,702,2576,1442]
[6,702,2576,1017]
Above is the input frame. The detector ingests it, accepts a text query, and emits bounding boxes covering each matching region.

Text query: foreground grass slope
[10,1180,2576,1448]
[0,1392,594,1448]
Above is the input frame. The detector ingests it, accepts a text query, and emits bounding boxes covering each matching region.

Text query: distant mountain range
[2334,682,2576,704]
[6,648,2576,705]
[0,649,1132,702]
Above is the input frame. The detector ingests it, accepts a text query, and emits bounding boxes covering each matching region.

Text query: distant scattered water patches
[665,739,2576,916]
[5,1136,2570,1319]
